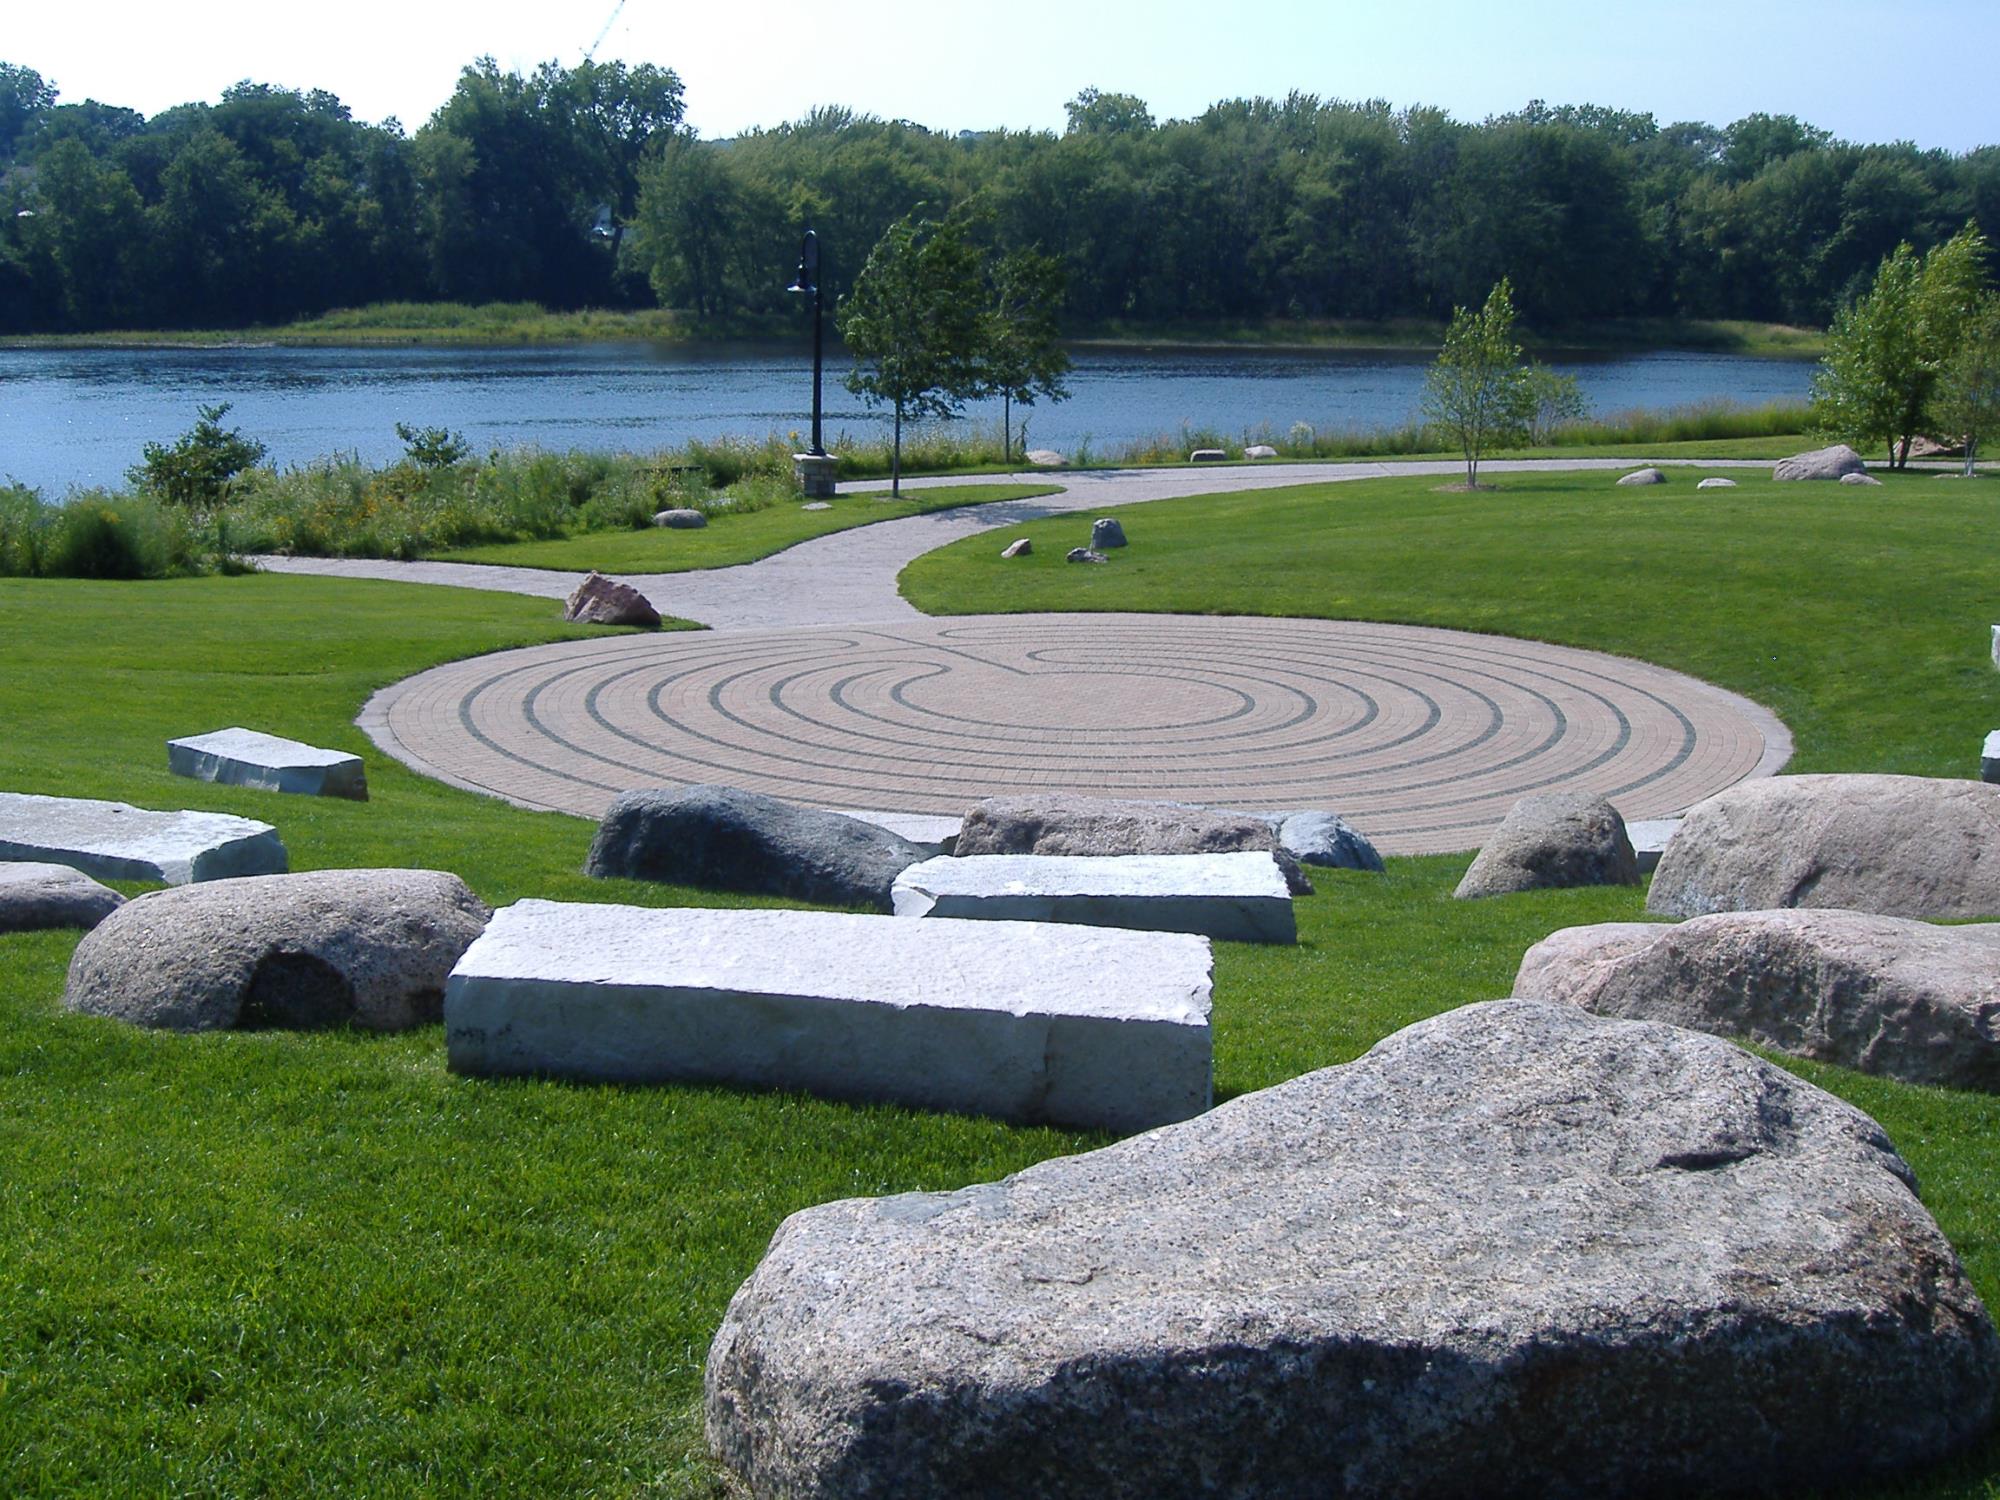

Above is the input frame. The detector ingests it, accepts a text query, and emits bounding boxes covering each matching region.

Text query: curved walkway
[258,457,1769,630]
[309,458,1790,853]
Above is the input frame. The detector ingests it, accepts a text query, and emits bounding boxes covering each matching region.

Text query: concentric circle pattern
[363,614,1787,855]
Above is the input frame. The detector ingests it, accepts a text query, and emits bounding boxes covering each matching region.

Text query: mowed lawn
[433,482,1057,573]
[4,465,2000,1496]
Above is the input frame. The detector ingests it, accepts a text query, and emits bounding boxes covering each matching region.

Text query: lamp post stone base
[793,453,839,500]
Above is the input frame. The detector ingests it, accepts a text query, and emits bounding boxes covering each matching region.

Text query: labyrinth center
[364,613,1787,856]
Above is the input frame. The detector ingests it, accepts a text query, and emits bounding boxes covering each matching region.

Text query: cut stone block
[168,726,368,801]
[892,851,1296,944]
[833,809,962,857]
[1626,816,1682,873]
[0,791,286,886]
[1985,732,2000,785]
[445,901,1213,1133]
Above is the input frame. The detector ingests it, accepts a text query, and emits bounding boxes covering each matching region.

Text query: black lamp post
[787,228,825,457]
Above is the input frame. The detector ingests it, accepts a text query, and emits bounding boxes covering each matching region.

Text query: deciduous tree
[1932,294,2000,478]
[1811,224,1991,467]
[977,248,1070,463]
[838,211,984,495]
[1422,278,1533,486]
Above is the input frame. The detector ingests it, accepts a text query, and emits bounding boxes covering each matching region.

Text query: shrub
[130,403,269,508]
[45,493,170,579]
[0,483,54,576]
[395,423,473,469]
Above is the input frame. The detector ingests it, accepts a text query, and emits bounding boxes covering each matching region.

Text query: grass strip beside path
[432,483,1057,572]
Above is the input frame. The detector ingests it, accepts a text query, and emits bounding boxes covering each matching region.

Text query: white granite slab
[892,851,1296,944]
[0,791,287,885]
[832,809,962,856]
[445,901,1213,1132]
[1626,818,1683,875]
[169,726,367,800]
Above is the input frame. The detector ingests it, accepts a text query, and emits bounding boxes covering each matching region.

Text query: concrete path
[255,457,1770,630]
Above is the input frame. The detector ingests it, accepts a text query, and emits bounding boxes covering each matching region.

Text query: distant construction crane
[584,0,627,60]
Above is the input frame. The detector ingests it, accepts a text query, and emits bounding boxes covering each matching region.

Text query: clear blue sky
[10,0,1996,151]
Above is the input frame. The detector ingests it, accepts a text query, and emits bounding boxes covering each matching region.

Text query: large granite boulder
[958,795,1312,895]
[1615,467,1666,486]
[563,571,661,628]
[706,1000,1998,1498]
[63,869,489,1032]
[1516,909,2000,1090]
[1091,517,1127,549]
[585,784,928,911]
[1648,774,2000,919]
[1453,790,1638,899]
[0,861,125,932]
[1774,443,1867,481]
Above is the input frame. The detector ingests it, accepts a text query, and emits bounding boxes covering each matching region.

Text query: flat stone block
[168,726,367,800]
[833,809,962,856]
[1626,817,1683,874]
[892,851,1296,944]
[445,901,1213,1133]
[1984,732,2000,785]
[0,791,287,886]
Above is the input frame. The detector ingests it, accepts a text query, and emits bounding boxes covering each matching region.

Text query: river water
[0,341,1813,496]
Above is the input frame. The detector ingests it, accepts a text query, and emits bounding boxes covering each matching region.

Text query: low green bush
[44,492,172,579]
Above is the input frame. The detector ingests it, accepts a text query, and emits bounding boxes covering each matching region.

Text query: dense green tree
[1930,294,2000,476]
[977,248,1071,462]
[0,62,53,161]
[1811,225,1992,466]
[1422,278,1533,486]
[635,131,746,318]
[1521,362,1590,442]
[838,212,985,495]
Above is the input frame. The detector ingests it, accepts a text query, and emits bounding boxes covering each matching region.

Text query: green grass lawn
[8,461,2000,1496]
[903,468,2000,778]
[432,483,1057,572]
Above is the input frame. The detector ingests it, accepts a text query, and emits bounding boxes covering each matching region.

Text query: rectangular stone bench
[0,791,287,885]
[891,851,1296,944]
[445,901,1213,1133]
[169,726,368,800]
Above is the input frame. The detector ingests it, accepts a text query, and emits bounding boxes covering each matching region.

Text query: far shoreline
[0,305,1828,361]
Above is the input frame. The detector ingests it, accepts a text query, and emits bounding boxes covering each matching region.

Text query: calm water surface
[0,342,1814,496]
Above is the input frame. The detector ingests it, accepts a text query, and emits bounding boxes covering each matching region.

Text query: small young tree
[129,402,267,508]
[839,212,985,496]
[1422,278,1533,487]
[1933,294,2000,478]
[1810,224,1991,468]
[1521,362,1589,444]
[978,248,1071,465]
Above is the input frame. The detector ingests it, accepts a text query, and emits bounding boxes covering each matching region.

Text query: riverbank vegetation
[2,57,1992,343]
[9,469,2000,1492]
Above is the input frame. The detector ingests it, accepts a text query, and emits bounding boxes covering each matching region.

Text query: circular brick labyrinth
[363,614,1788,855]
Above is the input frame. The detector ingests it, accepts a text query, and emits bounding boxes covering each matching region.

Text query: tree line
[3,59,1996,335]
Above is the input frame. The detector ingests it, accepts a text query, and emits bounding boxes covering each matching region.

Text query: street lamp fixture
[787,228,826,457]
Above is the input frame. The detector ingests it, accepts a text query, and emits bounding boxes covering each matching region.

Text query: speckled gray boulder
[705,1000,1998,1499]
[1648,774,2000,919]
[958,795,1311,895]
[653,508,708,528]
[585,784,928,911]
[62,868,489,1032]
[1774,443,1867,481]
[1615,467,1666,486]
[0,862,125,932]
[1518,908,2000,1090]
[1091,517,1127,548]
[1454,791,1638,899]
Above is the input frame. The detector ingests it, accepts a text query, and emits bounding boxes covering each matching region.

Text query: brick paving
[360,612,1790,856]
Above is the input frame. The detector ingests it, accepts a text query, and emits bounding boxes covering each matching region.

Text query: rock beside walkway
[0,862,125,932]
[1000,538,1032,559]
[63,868,489,1032]
[1517,908,2000,1091]
[1775,444,1867,481]
[1454,791,1639,899]
[1091,518,1127,549]
[1698,477,1738,489]
[1841,471,1886,486]
[1648,774,2000,920]
[706,1000,1999,1498]
[1270,809,1384,872]
[958,795,1312,895]
[563,572,660,627]
[653,508,708,529]
[585,785,929,911]
[1616,467,1666,486]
